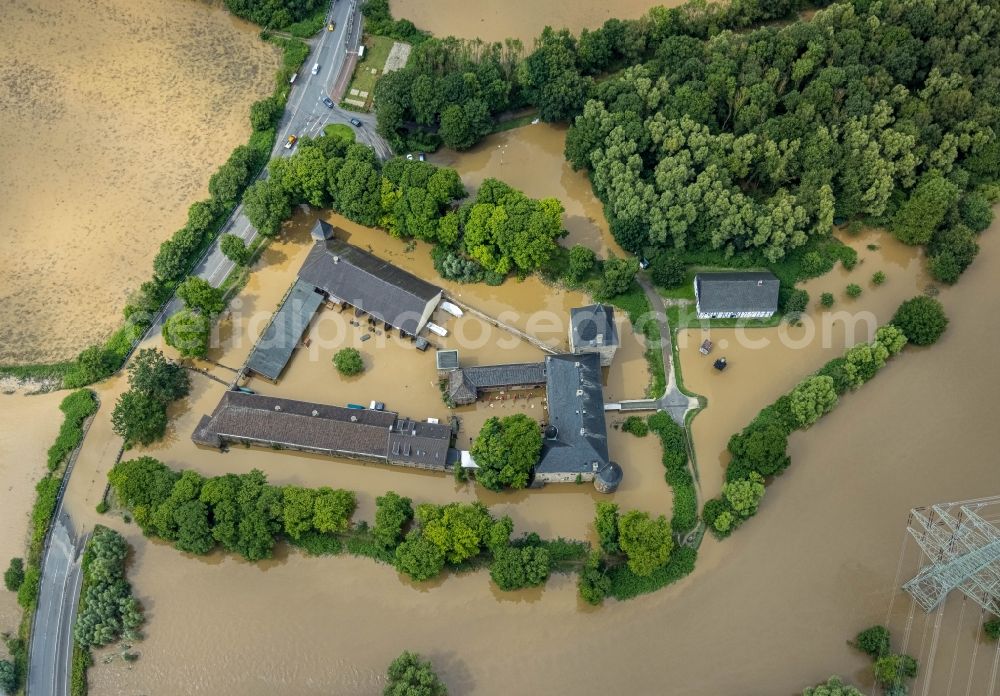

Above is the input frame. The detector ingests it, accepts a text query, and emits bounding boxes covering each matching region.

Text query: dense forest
[372,0,998,283]
[567,0,999,276]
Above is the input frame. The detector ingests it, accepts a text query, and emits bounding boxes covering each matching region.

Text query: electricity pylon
[902,496,1000,614]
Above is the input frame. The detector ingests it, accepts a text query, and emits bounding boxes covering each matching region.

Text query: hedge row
[647,412,698,534]
[46,389,98,471]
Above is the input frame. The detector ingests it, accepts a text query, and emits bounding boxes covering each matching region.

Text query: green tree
[470,414,542,491]
[820,292,835,308]
[802,676,863,696]
[126,348,189,403]
[568,245,596,282]
[577,550,611,605]
[383,651,448,696]
[333,347,364,376]
[489,546,551,591]
[107,456,179,531]
[985,618,1000,641]
[723,471,766,518]
[617,509,673,577]
[394,533,446,581]
[872,653,918,689]
[0,659,16,694]
[874,325,908,356]
[4,557,24,592]
[728,423,789,476]
[281,486,317,540]
[599,255,639,298]
[249,96,281,131]
[312,487,356,534]
[163,307,211,358]
[417,502,493,565]
[243,179,290,237]
[220,233,252,266]
[373,492,414,549]
[594,501,620,554]
[650,252,686,288]
[853,625,891,658]
[111,390,168,446]
[177,277,225,316]
[845,283,862,298]
[843,341,889,388]
[891,172,959,245]
[872,271,887,286]
[790,375,838,427]
[892,296,948,346]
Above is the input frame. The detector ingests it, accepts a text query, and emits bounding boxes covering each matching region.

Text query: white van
[311,63,320,75]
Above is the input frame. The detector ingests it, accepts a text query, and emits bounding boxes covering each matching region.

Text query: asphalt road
[27,6,390,694]
[27,513,85,696]
[147,0,391,335]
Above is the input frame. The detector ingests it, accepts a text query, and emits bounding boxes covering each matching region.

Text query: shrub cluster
[73,526,144,649]
[703,319,915,538]
[47,389,98,471]
[850,625,918,695]
[647,412,697,534]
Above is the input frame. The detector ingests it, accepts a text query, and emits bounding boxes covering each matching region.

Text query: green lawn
[324,123,356,142]
[343,35,397,108]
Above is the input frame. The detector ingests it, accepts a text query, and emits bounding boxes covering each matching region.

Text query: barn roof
[695,272,779,314]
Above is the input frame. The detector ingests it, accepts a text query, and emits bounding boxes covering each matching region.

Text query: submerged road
[146,0,391,337]
[29,5,389,695]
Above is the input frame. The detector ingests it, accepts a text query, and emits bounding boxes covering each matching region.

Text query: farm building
[568,304,619,366]
[192,391,452,471]
[245,279,324,382]
[299,224,442,335]
[445,362,547,406]
[694,272,779,319]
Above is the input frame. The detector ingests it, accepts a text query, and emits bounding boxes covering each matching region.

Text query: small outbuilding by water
[694,272,779,319]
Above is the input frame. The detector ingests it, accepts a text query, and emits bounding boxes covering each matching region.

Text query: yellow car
[327,22,335,31]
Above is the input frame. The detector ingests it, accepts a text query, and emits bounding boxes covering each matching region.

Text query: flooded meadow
[6,116,996,694]
[390,0,685,45]
[0,0,279,364]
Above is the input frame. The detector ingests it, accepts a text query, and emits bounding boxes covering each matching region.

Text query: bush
[872,271,886,286]
[16,565,40,609]
[577,551,611,605]
[383,651,447,696]
[650,252,686,287]
[568,245,596,282]
[845,283,862,298]
[333,348,364,376]
[984,618,1000,641]
[4,557,24,592]
[489,546,550,591]
[0,659,16,695]
[872,654,918,689]
[221,233,252,266]
[47,390,98,471]
[820,292,834,307]
[607,546,697,600]
[892,296,948,345]
[853,625,891,658]
[95,501,109,514]
[784,288,809,315]
[621,415,648,437]
[250,96,281,131]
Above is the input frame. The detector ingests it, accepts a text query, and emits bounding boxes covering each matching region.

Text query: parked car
[327,22,335,31]
[639,257,650,270]
[349,117,362,127]
[285,134,297,149]
[311,63,320,75]
[418,152,426,161]
[322,96,334,108]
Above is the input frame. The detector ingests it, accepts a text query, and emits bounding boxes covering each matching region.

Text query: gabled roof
[191,392,452,469]
[310,219,334,241]
[537,353,609,475]
[246,279,324,381]
[570,304,619,348]
[695,272,779,314]
[445,362,547,405]
[298,238,442,334]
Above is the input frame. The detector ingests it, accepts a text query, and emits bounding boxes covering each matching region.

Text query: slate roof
[310,219,334,241]
[298,238,442,334]
[246,279,324,381]
[570,304,619,348]
[445,362,547,404]
[192,392,451,469]
[695,272,779,314]
[435,349,459,371]
[537,353,610,475]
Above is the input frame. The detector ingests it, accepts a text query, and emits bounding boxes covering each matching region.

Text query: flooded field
[390,0,684,45]
[0,0,279,364]
[77,212,1000,696]
[679,226,931,497]
[0,390,65,650]
[433,123,626,258]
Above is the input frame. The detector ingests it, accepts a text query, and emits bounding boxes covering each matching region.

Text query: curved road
[27,4,388,693]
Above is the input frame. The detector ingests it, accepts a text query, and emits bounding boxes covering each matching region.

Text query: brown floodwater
[0,390,64,652]
[679,226,931,497]
[0,0,280,364]
[390,0,686,45]
[78,213,1000,696]
[432,124,627,259]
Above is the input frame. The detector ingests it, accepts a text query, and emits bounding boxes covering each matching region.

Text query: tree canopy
[383,651,448,696]
[892,296,948,346]
[470,414,542,490]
